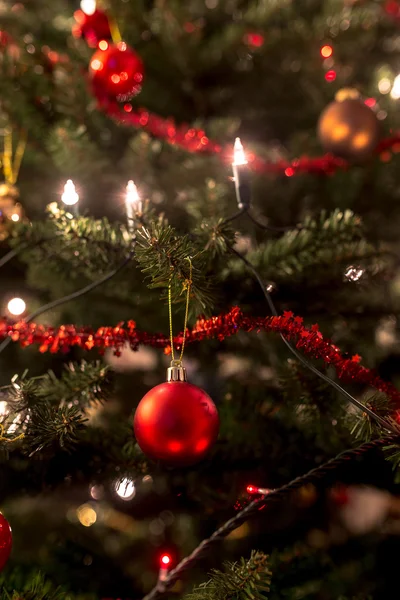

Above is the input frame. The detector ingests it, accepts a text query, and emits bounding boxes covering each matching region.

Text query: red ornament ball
[133,381,219,466]
[89,41,144,102]
[73,9,111,48]
[0,513,12,572]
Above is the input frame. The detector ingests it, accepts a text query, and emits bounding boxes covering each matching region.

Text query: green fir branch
[11,205,132,280]
[35,361,113,410]
[228,210,387,283]
[0,361,113,456]
[134,216,215,311]
[347,392,395,442]
[0,569,94,600]
[185,551,272,600]
[26,404,87,455]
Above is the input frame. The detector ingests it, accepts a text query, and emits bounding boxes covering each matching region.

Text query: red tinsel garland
[99,100,400,177]
[1,307,400,402]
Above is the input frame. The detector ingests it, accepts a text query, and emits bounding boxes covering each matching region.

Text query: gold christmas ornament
[317,98,380,162]
[334,88,361,102]
[0,128,27,240]
[0,183,24,240]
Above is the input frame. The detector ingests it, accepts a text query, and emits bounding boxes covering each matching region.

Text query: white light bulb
[11,213,20,222]
[80,0,96,15]
[233,137,247,166]
[61,180,79,206]
[115,477,136,500]
[391,74,400,99]
[126,180,140,206]
[7,297,26,316]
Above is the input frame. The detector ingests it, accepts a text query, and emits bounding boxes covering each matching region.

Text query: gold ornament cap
[335,88,361,102]
[167,360,187,382]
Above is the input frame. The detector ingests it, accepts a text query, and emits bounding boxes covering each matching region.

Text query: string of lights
[142,436,396,600]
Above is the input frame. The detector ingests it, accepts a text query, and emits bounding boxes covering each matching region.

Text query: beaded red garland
[1,307,400,402]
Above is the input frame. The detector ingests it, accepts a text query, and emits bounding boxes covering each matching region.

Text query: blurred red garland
[1,307,400,402]
[98,100,400,176]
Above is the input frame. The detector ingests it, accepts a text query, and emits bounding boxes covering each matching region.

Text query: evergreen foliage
[186,552,272,600]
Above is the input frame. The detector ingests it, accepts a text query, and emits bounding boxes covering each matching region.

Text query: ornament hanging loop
[167,257,192,380]
[2,128,27,185]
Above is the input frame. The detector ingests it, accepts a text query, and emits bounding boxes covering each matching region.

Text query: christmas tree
[1,0,400,597]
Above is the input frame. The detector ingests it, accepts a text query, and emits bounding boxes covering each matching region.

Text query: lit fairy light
[7,297,26,316]
[126,180,140,206]
[80,0,96,15]
[160,554,171,566]
[158,553,172,582]
[378,77,391,95]
[61,180,79,206]
[125,180,141,229]
[344,265,364,282]
[247,484,272,495]
[11,213,20,222]
[115,477,136,500]
[76,504,97,527]
[233,137,247,166]
[390,74,400,99]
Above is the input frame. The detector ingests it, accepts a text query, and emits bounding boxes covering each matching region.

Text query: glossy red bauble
[89,42,144,102]
[0,513,12,572]
[133,381,219,466]
[73,9,111,48]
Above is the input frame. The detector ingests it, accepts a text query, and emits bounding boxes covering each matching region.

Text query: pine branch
[26,404,87,455]
[134,216,216,312]
[0,361,113,456]
[11,205,133,286]
[0,568,92,600]
[185,551,272,600]
[228,209,387,283]
[36,361,113,410]
[347,392,396,442]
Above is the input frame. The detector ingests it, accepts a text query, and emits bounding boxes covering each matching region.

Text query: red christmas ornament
[133,364,219,466]
[89,41,144,102]
[73,9,111,48]
[0,513,12,572]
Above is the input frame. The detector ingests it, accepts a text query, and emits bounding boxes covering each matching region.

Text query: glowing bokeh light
[320,45,333,58]
[390,74,400,99]
[378,77,391,94]
[7,297,26,316]
[80,0,96,15]
[115,477,136,500]
[76,504,97,527]
[325,70,336,82]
